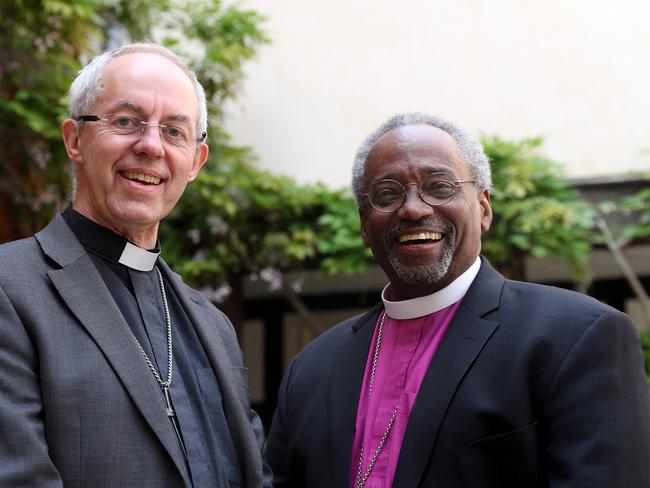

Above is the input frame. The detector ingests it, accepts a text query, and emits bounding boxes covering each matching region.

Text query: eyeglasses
[75,113,207,150]
[362,172,477,212]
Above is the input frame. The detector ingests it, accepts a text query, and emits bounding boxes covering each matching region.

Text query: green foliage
[482,136,595,283]
[161,156,371,288]
[618,187,650,240]
[316,193,371,275]
[1,0,100,233]
[597,179,650,245]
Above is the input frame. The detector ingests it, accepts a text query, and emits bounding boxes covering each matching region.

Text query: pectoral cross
[163,385,175,417]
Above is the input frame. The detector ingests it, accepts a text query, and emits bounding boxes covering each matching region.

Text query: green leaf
[482,135,595,283]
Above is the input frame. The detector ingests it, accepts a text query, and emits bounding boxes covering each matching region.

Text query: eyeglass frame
[361,171,477,213]
[75,114,208,146]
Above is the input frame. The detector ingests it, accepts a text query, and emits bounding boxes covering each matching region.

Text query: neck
[120,227,158,250]
[72,205,159,249]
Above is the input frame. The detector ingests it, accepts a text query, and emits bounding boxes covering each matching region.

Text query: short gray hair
[68,42,208,138]
[351,112,491,205]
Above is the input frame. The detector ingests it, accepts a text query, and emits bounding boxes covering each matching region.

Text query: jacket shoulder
[0,235,40,259]
[0,236,49,288]
[501,278,625,321]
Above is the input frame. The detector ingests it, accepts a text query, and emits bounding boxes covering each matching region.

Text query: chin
[387,246,454,287]
[391,265,449,287]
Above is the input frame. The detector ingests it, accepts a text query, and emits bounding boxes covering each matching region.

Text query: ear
[359,206,371,247]
[188,142,209,181]
[61,119,83,163]
[479,188,493,232]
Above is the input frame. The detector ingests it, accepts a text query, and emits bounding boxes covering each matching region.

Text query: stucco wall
[225,0,650,189]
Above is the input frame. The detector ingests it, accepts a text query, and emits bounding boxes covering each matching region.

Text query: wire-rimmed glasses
[75,113,207,150]
[362,172,477,213]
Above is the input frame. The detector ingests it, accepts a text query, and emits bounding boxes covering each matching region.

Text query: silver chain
[367,311,385,397]
[355,311,400,488]
[131,267,187,457]
[133,267,173,390]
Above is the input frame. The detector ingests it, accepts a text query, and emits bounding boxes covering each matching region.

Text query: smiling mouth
[121,171,162,185]
[397,231,443,244]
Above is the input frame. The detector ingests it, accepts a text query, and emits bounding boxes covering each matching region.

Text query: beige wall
[225,0,650,189]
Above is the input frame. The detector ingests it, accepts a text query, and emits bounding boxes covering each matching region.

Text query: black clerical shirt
[63,207,241,488]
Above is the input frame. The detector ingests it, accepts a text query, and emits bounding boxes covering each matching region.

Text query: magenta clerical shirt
[350,258,481,488]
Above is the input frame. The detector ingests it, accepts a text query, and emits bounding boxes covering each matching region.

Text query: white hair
[351,112,491,205]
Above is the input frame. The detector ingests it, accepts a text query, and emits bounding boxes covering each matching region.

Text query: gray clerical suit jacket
[0,214,268,487]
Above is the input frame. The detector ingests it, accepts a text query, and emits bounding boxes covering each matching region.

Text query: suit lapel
[328,304,383,487]
[393,259,504,487]
[36,216,191,485]
[159,261,263,487]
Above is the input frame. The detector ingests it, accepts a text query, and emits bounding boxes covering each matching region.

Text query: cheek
[457,206,485,249]
[83,139,127,168]
[171,153,200,179]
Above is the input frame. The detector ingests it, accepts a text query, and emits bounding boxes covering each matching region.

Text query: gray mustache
[387,217,453,240]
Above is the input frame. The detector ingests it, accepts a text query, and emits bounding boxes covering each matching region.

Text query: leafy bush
[161,157,371,292]
[482,136,595,283]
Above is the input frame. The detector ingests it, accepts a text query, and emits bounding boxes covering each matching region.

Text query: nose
[398,184,434,221]
[133,124,165,158]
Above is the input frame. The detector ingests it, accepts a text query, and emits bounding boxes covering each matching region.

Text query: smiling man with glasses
[0,43,270,487]
[265,112,650,488]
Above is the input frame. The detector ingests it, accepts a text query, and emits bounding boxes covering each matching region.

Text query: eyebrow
[166,114,193,125]
[374,166,456,182]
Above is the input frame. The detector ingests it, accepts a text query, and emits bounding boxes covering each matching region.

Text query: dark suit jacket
[265,259,650,487]
[0,214,269,487]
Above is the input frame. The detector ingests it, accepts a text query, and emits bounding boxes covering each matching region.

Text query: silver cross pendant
[163,386,175,418]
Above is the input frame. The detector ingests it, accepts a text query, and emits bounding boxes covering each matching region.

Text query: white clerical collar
[118,241,160,272]
[382,257,481,319]
[63,207,161,272]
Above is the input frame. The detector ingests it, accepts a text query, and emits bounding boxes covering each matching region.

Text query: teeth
[123,171,161,185]
[398,231,442,243]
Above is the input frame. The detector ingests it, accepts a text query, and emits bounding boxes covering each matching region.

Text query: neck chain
[132,267,186,456]
[355,311,399,488]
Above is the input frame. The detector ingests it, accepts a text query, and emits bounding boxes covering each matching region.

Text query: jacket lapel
[159,260,263,487]
[328,304,383,487]
[35,215,191,485]
[393,259,504,487]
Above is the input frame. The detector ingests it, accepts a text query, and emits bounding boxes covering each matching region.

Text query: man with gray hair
[265,112,650,487]
[0,43,269,487]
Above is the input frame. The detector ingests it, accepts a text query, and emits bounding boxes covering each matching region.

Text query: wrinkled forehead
[96,53,199,119]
